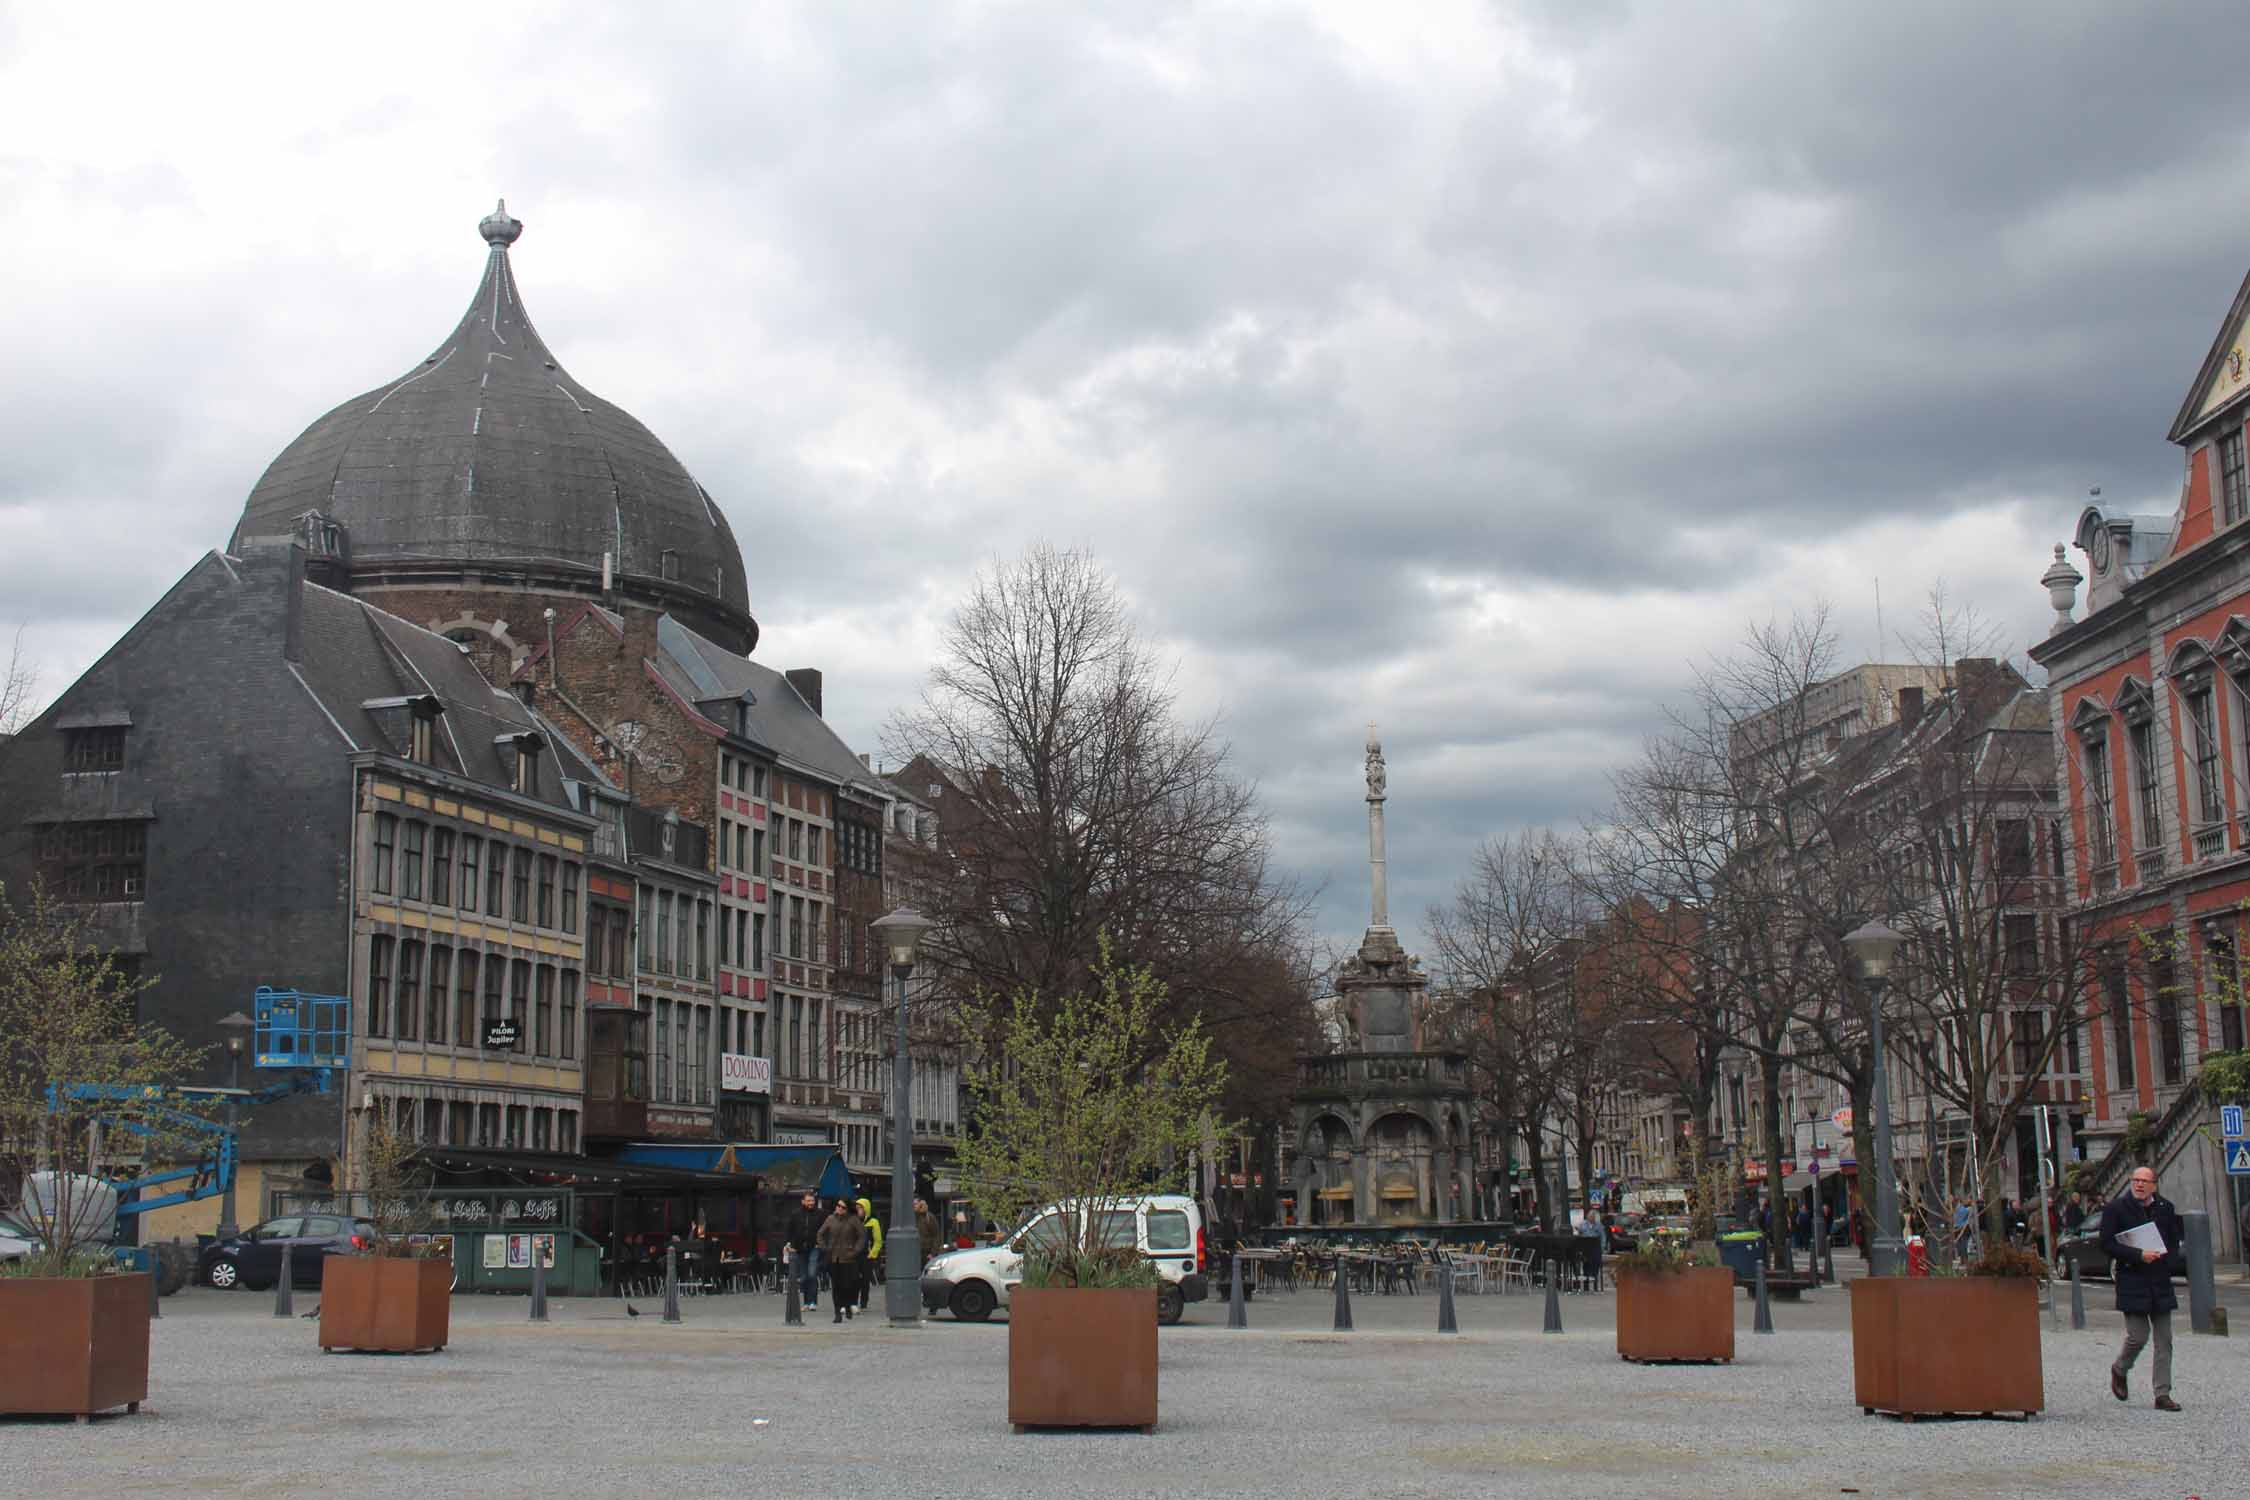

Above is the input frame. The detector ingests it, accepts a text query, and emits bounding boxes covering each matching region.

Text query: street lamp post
[872,907,937,1328]
[216,1010,256,1239]
[1844,920,1905,1278]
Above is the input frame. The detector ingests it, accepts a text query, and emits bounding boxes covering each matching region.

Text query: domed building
[228,201,757,675]
[1,204,921,1248]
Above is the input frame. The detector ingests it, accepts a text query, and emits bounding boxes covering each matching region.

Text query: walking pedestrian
[915,1197,941,1265]
[788,1189,824,1311]
[818,1196,866,1323]
[856,1197,883,1309]
[2102,1167,2185,1411]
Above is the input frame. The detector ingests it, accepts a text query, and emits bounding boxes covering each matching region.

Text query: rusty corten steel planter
[319,1255,452,1353]
[0,1273,151,1418]
[1850,1275,2043,1420]
[1008,1286,1158,1432]
[1615,1265,1735,1363]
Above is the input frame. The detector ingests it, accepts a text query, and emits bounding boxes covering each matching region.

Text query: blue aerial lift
[41,987,349,1288]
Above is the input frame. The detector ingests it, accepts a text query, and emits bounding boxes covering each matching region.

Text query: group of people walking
[783,1190,944,1324]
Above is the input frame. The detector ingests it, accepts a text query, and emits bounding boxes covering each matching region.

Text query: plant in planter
[0,882,203,1419]
[953,941,1228,1433]
[318,1116,451,1354]
[1850,1243,2047,1420]
[1612,1237,1734,1364]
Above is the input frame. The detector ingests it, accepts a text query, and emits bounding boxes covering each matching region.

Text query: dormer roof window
[62,725,127,773]
[494,730,544,794]
[363,693,444,765]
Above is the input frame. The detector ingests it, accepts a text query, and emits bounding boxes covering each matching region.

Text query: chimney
[785,668,823,717]
[1954,658,1999,700]
[1898,686,1924,730]
[283,544,307,664]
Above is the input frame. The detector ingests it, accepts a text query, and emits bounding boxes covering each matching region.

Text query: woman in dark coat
[2098,1166,2185,1411]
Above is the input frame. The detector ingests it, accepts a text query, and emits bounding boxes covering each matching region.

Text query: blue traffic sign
[2229,1141,2250,1177]
[2224,1104,2245,1139]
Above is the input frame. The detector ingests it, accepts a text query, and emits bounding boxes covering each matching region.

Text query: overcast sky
[7,2,2249,966]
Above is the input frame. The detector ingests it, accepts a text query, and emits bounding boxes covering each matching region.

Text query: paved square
[7,1281,2240,1498]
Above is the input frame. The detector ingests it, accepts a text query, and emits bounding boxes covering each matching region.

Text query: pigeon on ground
[300,1305,320,1320]
[623,1301,641,1318]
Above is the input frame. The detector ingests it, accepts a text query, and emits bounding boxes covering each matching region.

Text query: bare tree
[1425,829,1595,1230]
[0,627,35,738]
[1826,595,2088,1245]
[884,545,1316,1090]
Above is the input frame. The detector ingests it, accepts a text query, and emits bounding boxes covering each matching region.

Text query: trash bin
[1906,1235,1929,1277]
[1717,1230,1766,1284]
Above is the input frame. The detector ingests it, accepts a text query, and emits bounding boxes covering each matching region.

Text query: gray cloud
[4,2,2245,960]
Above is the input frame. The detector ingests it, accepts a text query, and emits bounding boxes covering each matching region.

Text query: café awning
[613,1142,854,1199]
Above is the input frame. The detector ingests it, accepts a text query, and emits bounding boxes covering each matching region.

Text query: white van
[919,1193,1210,1325]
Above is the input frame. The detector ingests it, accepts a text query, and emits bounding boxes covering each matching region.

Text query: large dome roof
[230,203,753,642]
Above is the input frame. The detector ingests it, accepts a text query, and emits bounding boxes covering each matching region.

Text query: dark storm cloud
[6,1,2248,960]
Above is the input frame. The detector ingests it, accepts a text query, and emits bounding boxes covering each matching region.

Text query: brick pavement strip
[3,1287,2241,1499]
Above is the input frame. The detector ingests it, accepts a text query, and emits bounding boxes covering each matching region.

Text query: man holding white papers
[2099,1166,2185,1411]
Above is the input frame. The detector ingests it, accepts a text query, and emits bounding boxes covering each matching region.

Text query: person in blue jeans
[787,1190,824,1310]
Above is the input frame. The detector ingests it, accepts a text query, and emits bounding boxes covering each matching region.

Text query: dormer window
[62,725,127,773]
[38,819,147,900]
[661,549,681,581]
[495,731,544,795]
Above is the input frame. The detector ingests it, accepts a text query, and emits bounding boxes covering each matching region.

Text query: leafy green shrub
[1613,1237,1693,1276]
[1021,1246,1159,1290]
[2199,1048,2250,1107]
[952,939,1229,1292]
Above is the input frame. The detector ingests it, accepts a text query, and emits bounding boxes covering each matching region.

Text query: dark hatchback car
[198,1214,375,1290]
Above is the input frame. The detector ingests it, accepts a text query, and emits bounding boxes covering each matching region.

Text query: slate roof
[294,577,575,812]
[655,616,885,795]
[228,205,752,638]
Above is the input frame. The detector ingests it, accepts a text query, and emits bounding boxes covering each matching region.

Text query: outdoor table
[1233,1247,1293,1293]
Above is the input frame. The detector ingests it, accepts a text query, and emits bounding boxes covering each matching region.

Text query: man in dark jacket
[816,1196,866,1323]
[2099,1166,2185,1411]
[788,1190,824,1312]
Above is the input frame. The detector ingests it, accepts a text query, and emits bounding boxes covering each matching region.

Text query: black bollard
[2068,1257,2086,1331]
[1227,1253,1247,1329]
[1541,1265,1563,1334]
[662,1239,682,1324]
[529,1246,549,1322]
[784,1252,804,1326]
[1437,1265,1457,1333]
[1332,1264,1354,1331]
[274,1243,295,1318]
[1753,1256,1774,1335]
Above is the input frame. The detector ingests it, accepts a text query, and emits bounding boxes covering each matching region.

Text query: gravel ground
[6,1280,2241,1499]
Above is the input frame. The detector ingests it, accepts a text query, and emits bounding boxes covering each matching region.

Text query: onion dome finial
[479,198,523,248]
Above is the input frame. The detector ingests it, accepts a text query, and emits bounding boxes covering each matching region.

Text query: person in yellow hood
[856,1197,883,1310]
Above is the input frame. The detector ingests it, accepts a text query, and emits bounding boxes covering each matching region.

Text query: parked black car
[2056,1210,2130,1283]
[198,1213,375,1290]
